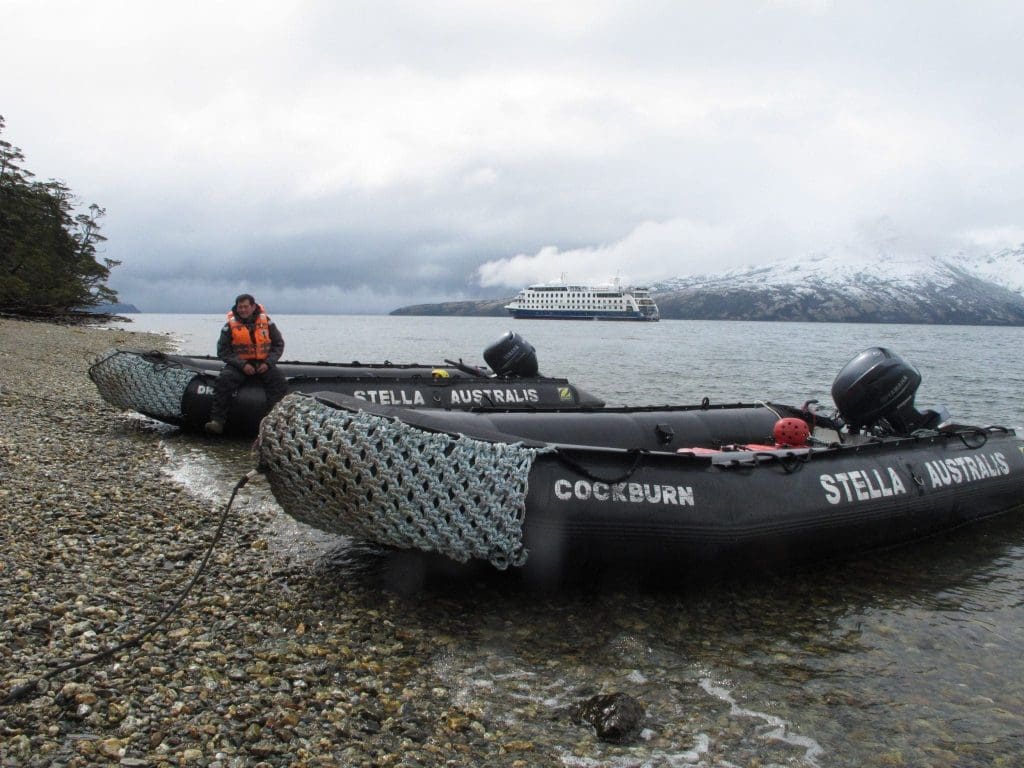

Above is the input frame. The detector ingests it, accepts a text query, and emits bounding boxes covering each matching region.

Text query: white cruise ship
[505,277,660,321]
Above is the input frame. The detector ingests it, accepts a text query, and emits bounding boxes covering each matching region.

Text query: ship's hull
[507,308,660,321]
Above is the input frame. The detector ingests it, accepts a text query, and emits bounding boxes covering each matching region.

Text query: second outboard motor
[831,347,944,434]
[483,331,539,378]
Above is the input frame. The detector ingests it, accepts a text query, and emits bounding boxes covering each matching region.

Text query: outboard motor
[831,347,945,434]
[483,331,539,378]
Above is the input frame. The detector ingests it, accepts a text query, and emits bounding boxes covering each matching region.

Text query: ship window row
[523,295,625,301]
[520,300,627,307]
[521,298,625,303]
[528,291,626,298]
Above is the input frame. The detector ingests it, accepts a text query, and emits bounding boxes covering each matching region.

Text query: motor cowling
[831,347,940,434]
[483,331,539,378]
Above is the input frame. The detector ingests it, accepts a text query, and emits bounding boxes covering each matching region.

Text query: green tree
[0,114,119,313]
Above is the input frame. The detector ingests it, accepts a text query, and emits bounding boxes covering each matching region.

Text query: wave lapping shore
[0,319,556,767]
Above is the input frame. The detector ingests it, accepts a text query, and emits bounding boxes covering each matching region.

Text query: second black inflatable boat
[89,332,603,437]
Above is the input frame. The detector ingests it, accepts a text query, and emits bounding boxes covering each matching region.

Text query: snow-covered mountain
[955,245,1024,295]
[650,245,1024,325]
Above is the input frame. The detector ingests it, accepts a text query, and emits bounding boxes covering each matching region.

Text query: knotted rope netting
[258,394,551,569]
[89,349,195,420]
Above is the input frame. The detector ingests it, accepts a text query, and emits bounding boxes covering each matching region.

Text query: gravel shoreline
[0,318,560,767]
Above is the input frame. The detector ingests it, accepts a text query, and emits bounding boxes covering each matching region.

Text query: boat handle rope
[88,348,187,378]
[718,450,811,474]
[146,351,186,372]
[772,451,810,474]
[469,395,543,412]
[0,470,258,707]
[907,464,926,495]
[983,425,1012,435]
[554,447,644,484]
[473,392,497,409]
[951,427,989,449]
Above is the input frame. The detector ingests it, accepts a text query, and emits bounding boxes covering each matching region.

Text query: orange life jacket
[227,305,273,361]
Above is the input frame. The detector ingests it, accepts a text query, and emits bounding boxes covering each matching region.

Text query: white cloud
[478,219,757,287]
[959,227,1024,251]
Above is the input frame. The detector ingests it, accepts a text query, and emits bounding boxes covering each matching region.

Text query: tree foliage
[0,115,119,313]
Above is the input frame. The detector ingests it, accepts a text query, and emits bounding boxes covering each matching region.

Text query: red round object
[773,417,810,447]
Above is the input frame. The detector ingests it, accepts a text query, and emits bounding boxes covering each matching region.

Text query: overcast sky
[4,1,1024,313]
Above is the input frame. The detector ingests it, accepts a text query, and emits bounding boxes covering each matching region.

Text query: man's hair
[234,293,256,307]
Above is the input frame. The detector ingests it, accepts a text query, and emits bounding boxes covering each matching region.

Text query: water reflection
[277,507,1024,767]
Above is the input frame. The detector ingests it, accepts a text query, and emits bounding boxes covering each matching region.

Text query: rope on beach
[258,394,551,569]
[88,348,195,420]
[1,470,258,707]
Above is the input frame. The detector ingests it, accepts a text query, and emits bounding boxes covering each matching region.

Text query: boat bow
[257,393,553,569]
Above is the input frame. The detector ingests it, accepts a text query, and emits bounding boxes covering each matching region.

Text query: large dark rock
[571,692,645,743]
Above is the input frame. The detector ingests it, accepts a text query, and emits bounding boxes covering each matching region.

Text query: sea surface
[107,314,1024,766]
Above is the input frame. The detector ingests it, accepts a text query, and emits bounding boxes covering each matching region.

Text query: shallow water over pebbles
[133,314,1024,766]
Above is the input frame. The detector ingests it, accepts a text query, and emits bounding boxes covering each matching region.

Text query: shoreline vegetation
[0,309,133,326]
[0,317,565,766]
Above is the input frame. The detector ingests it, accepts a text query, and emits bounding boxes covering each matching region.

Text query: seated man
[205,294,287,434]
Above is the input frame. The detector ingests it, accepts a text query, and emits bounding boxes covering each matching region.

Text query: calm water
[110,314,1024,766]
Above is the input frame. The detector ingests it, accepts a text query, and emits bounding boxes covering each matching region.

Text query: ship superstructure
[505,277,660,321]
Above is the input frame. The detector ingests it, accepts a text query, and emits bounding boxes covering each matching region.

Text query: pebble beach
[0,317,571,767]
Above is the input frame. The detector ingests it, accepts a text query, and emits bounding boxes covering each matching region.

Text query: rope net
[89,349,195,420]
[258,394,551,569]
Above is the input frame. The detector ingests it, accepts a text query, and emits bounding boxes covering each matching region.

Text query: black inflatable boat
[89,332,603,437]
[257,347,1024,572]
